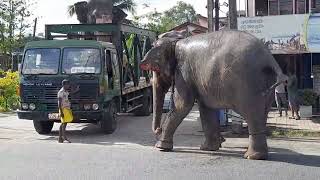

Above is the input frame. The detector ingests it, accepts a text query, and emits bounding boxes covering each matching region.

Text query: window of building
[256,0,268,16]
[280,0,293,14]
[296,0,307,14]
[258,0,320,16]
[269,0,280,15]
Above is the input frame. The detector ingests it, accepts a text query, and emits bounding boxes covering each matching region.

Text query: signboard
[238,13,320,54]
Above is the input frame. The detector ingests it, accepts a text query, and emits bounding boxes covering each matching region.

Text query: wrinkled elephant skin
[140,30,287,160]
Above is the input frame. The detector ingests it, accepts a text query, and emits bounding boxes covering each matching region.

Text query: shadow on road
[268,147,320,167]
[35,112,320,168]
[38,114,156,146]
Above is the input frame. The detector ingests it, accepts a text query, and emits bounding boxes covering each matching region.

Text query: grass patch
[268,128,320,138]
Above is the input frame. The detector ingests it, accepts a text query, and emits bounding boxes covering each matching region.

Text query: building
[246,0,320,17]
[240,0,320,113]
[170,14,228,36]
[241,1,320,89]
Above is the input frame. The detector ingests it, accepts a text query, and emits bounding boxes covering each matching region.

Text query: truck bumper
[17,110,103,122]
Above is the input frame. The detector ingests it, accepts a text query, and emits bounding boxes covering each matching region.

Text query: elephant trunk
[152,72,167,135]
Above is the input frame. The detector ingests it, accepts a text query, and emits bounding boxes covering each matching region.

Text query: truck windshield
[62,48,101,74]
[22,48,60,74]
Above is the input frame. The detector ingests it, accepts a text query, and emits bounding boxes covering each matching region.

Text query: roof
[196,14,208,20]
[170,22,208,32]
[24,40,113,49]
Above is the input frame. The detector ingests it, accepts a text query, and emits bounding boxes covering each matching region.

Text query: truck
[17,23,157,134]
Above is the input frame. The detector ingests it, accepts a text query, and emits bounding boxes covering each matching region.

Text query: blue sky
[32,0,245,34]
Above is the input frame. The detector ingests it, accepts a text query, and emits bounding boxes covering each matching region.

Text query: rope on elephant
[170,78,175,110]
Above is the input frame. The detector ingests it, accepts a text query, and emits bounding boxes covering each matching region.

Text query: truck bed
[122,77,151,94]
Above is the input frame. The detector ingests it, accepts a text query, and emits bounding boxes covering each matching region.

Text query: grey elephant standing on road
[140,30,287,160]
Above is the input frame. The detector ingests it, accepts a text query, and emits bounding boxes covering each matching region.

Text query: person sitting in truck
[58,79,79,143]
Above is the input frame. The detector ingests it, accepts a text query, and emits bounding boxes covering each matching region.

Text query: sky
[32,0,246,35]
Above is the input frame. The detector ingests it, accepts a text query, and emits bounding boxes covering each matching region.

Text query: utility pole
[214,0,220,31]
[207,0,214,32]
[33,18,37,39]
[228,0,238,30]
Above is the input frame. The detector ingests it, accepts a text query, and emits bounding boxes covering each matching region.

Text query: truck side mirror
[18,63,21,72]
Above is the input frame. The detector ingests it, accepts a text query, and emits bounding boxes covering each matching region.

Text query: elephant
[140,30,287,160]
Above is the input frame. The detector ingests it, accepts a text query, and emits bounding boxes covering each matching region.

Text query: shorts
[60,108,73,123]
[288,94,300,110]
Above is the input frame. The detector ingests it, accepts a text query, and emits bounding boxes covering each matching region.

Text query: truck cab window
[111,52,119,79]
[105,50,113,88]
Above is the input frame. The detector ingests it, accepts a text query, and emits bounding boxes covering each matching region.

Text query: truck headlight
[92,104,99,110]
[84,104,91,110]
[29,103,36,110]
[21,103,28,110]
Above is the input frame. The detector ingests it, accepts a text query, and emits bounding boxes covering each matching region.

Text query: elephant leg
[198,104,221,151]
[244,104,268,160]
[155,77,195,151]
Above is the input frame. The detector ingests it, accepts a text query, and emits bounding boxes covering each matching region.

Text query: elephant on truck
[140,30,287,160]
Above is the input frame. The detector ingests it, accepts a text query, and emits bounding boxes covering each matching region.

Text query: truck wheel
[100,101,117,134]
[33,120,54,134]
[134,88,152,116]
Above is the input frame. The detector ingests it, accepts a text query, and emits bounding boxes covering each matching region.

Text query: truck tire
[99,101,117,134]
[134,88,152,116]
[33,120,54,134]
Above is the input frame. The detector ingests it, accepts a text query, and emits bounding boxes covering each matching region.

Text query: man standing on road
[275,81,288,117]
[58,79,78,143]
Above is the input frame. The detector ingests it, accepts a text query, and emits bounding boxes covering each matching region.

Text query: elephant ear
[140,47,161,72]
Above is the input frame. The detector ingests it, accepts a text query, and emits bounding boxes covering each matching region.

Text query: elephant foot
[200,141,220,151]
[244,134,268,160]
[155,140,173,152]
[244,149,268,160]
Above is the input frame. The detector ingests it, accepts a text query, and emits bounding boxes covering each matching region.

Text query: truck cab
[17,23,155,134]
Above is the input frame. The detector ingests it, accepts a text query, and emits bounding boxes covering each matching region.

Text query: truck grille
[77,84,98,100]
[22,85,60,101]
[46,103,58,111]
[22,84,99,102]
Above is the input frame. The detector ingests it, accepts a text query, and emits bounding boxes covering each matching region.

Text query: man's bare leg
[62,123,71,143]
[58,124,64,143]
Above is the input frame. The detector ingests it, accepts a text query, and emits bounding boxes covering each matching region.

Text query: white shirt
[57,87,71,109]
[275,83,285,93]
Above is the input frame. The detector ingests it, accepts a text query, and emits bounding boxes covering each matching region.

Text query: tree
[162,1,196,26]
[67,0,136,24]
[0,0,33,55]
[134,1,197,34]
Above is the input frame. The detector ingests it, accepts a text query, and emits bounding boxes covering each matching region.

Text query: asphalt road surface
[0,107,320,180]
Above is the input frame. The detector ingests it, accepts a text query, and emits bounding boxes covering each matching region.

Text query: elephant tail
[262,73,288,97]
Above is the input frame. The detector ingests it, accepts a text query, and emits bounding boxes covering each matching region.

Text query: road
[0,107,320,180]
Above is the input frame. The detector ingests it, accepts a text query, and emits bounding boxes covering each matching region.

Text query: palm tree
[67,0,136,24]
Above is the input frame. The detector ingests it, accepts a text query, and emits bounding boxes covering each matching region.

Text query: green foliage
[133,1,197,34]
[113,0,136,14]
[0,0,34,55]
[68,0,137,23]
[298,89,318,106]
[0,71,19,111]
[269,128,320,137]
